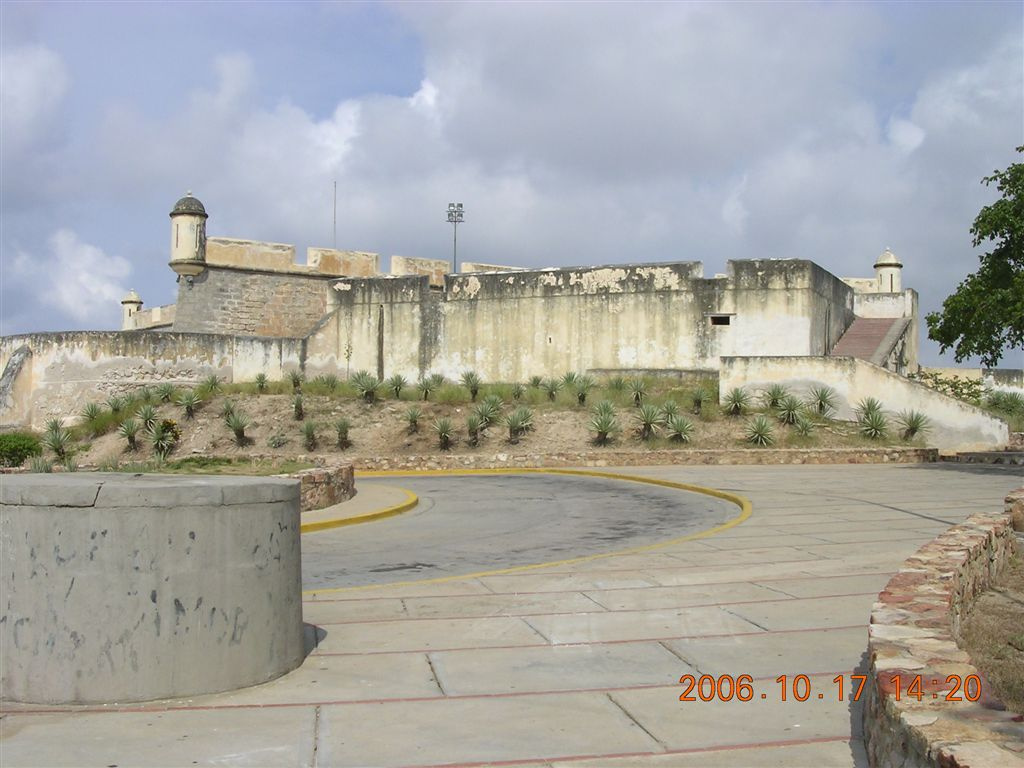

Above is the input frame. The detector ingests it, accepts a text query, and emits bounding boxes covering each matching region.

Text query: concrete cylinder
[0,473,305,704]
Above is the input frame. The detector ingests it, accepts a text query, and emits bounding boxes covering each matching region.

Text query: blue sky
[2,1,1022,367]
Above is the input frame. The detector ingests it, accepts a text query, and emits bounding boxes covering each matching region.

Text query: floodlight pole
[446,202,464,273]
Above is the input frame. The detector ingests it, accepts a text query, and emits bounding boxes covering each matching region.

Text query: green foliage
[460,371,482,401]
[926,147,1024,367]
[466,413,482,446]
[267,433,288,449]
[148,419,181,459]
[606,375,626,392]
[200,374,222,396]
[334,418,351,449]
[433,417,454,450]
[29,456,53,473]
[590,407,620,445]
[302,421,318,451]
[856,397,884,419]
[635,403,663,440]
[511,382,525,401]
[723,387,751,417]
[405,405,422,433]
[574,375,595,406]
[292,394,304,421]
[61,455,79,472]
[255,373,269,393]
[504,406,534,443]
[528,375,544,389]
[0,432,42,467]
[318,373,340,392]
[155,383,176,403]
[118,418,140,451]
[351,371,381,403]
[135,385,154,403]
[986,389,1024,417]
[761,384,790,409]
[660,400,680,421]
[225,410,250,445]
[81,402,103,431]
[174,391,199,420]
[418,376,436,401]
[541,378,562,401]
[220,399,237,419]
[691,386,712,414]
[665,414,694,443]
[807,385,837,416]
[793,414,815,437]
[896,410,930,440]
[908,370,984,404]
[776,394,803,425]
[745,415,775,447]
[561,371,579,387]
[859,410,888,440]
[43,424,72,460]
[385,374,408,399]
[288,370,304,392]
[105,395,125,414]
[628,377,647,406]
[473,398,502,429]
[428,373,446,389]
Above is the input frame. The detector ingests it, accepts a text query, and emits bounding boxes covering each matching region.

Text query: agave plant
[665,414,695,443]
[428,373,446,390]
[859,410,888,440]
[225,411,250,446]
[467,413,482,447]
[511,382,526,401]
[288,370,304,392]
[148,419,180,459]
[293,394,304,421]
[635,403,663,440]
[254,373,269,394]
[137,403,158,434]
[302,421,318,451]
[628,378,647,407]
[155,382,176,403]
[118,418,141,451]
[473,398,502,429]
[574,375,595,406]
[761,384,790,410]
[593,399,616,419]
[504,406,534,443]
[528,375,544,389]
[745,415,775,446]
[723,387,751,417]
[174,391,198,420]
[776,395,803,425]
[793,414,815,437]
[405,405,422,433]
[896,410,930,440]
[591,406,620,445]
[220,399,237,419]
[541,378,562,401]
[135,385,154,403]
[334,418,351,449]
[317,373,340,392]
[81,402,102,426]
[433,417,454,450]
[561,371,579,387]
[660,400,680,420]
[606,375,626,392]
[417,377,436,401]
[385,374,408,399]
[807,385,837,416]
[351,371,380,404]
[691,386,712,414]
[856,397,884,419]
[201,374,222,395]
[105,395,125,414]
[986,390,1024,415]
[29,456,53,473]
[460,371,482,401]
[42,426,72,460]
[44,417,65,436]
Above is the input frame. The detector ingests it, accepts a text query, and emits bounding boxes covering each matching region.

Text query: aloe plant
[628,378,647,406]
[776,395,803,425]
[417,377,436,401]
[42,427,72,460]
[460,371,482,401]
[896,410,929,440]
[334,418,351,449]
[288,370,304,392]
[723,387,751,417]
[528,375,544,389]
[225,411,250,445]
[606,375,626,392]
[467,413,482,446]
[665,414,695,443]
[511,382,526,401]
[302,421,318,451]
[807,385,837,416]
[859,410,888,440]
[135,385,154,403]
[118,418,140,451]
[691,386,712,414]
[541,378,562,401]
[433,417,454,450]
[105,395,125,414]
[635,403,663,440]
[201,374,222,395]
[660,401,680,420]
[504,406,533,443]
[386,374,407,399]
[220,399,237,419]
[856,397,884,419]
[174,391,198,420]
[293,394,304,421]
[473,399,501,429]
[575,375,595,406]
[255,373,269,393]
[405,405,422,433]
[561,371,579,387]
[761,384,790,410]
[81,402,102,425]
[351,371,380,403]
[591,407,620,445]
[793,414,815,437]
[745,415,775,446]
[155,383,176,403]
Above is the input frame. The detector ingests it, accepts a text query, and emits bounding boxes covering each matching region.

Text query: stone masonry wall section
[863,489,1024,768]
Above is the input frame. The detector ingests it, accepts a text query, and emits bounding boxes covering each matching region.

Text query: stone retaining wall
[350,446,937,471]
[863,489,1024,767]
[284,464,355,510]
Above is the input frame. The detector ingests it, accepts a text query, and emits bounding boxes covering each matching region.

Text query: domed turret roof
[874,248,902,269]
[121,289,142,304]
[170,192,208,218]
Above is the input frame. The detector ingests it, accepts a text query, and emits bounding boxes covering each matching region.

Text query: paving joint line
[605,691,668,752]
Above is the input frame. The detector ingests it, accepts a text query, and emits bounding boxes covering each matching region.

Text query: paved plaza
[1,462,1020,767]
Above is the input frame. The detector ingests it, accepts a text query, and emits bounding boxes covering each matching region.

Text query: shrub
[255,373,269,393]
[29,456,53,473]
[467,413,482,446]
[292,394,304,421]
[628,378,647,406]
[460,371,482,401]
[896,410,930,440]
[528,375,544,389]
[267,433,287,449]
[807,385,837,416]
[334,418,351,449]
[635,403,663,440]
[665,414,694,443]
[575,375,595,406]
[225,411,249,445]
[723,387,751,417]
[433,417,454,450]
[135,385,154,403]
[591,407,620,445]
[428,372,446,390]
[793,414,815,437]
[691,386,712,414]
[987,390,1024,415]
[43,426,72,460]
[302,421,318,451]
[776,395,803,425]
[118,418,140,451]
[417,377,436,401]
[288,370,304,392]
[155,383,176,403]
[81,402,103,436]
[174,391,198,420]
[148,419,181,459]
[200,374,222,396]
[0,432,41,467]
[762,384,790,410]
[105,395,125,414]
[745,415,775,446]
[541,378,562,401]
[859,410,888,440]
[405,405,422,433]
[351,371,380,404]
[606,375,626,392]
[561,371,579,387]
[856,397,884,419]
[385,374,407,399]
[511,382,525,401]
[316,373,340,392]
[504,406,533,443]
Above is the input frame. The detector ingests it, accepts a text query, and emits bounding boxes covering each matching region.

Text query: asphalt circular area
[301,472,740,589]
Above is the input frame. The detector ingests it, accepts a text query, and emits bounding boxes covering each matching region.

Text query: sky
[1,1,1022,367]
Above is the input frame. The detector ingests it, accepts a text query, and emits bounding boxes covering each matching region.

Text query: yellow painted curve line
[303,467,752,595]
[299,488,419,534]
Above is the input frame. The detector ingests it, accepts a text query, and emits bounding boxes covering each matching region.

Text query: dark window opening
[709,315,731,326]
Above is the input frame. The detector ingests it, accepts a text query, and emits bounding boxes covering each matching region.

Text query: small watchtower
[169,191,208,279]
[120,289,142,330]
[874,248,902,293]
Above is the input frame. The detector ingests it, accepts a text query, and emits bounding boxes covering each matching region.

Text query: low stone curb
[349,446,938,471]
[277,463,354,511]
[863,489,1024,767]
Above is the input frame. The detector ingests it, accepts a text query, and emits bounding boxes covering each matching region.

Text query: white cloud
[720,176,749,236]
[0,44,68,152]
[11,230,131,325]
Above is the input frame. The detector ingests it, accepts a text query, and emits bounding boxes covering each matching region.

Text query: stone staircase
[830,317,909,366]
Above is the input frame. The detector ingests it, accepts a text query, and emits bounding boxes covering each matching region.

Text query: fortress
[0,193,1009,449]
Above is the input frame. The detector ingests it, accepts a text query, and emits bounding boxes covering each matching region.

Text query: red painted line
[307,591,880,626]
[309,623,866,657]
[0,670,854,717]
[302,570,895,604]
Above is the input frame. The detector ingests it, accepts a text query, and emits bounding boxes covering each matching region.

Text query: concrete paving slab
[0,707,316,767]
[723,594,876,632]
[312,615,545,654]
[477,571,661,594]
[402,590,603,619]
[316,692,661,767]
[549,738,866,766]
[583,582,785,611]
[302,596,408,623]
[304,578,495,601]
[754,573,892,599]
[525,605,762,645]
[429,640,689,696]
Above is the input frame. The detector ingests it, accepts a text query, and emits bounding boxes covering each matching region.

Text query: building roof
[121,289,142,304]
[170,192,208,218]
[874,248,902,269]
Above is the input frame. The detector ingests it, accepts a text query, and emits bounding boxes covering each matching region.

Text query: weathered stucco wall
[172,265,335,337]
[854,289,919,370]
[720,355,1009,451]
[125,303,176,331]
[390,255,450,287]
[0,331,302,428]
[307,248,380,277]
[310,259,857,383]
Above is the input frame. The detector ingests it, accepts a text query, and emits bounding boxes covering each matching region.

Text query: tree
[926,147,1024,367]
